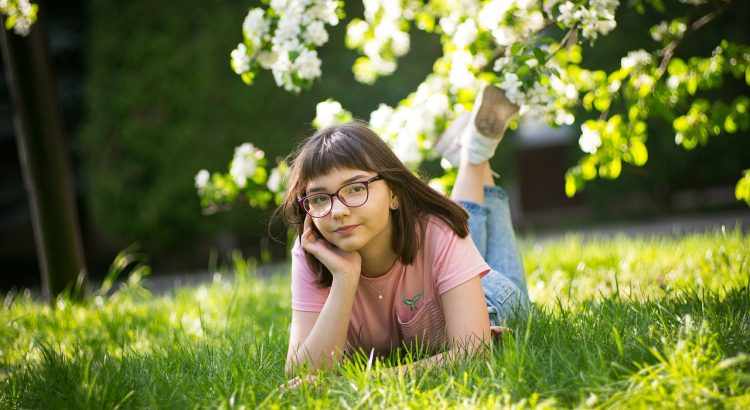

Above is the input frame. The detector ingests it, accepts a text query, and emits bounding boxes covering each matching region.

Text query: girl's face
[303,168,396,254]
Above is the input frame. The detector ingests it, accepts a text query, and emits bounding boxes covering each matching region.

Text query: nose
[330,195,350,217]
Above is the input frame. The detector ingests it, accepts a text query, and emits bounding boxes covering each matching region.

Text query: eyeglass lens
[303,182,369,217]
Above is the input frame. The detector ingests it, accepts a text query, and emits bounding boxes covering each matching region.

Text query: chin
[331,237,365,253]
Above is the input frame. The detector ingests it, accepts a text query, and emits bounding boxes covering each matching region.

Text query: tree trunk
[0,4,87,302]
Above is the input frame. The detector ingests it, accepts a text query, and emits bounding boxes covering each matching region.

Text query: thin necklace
[361,279,384,300]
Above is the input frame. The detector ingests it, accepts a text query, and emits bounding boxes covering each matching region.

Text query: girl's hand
[300,214,361,281]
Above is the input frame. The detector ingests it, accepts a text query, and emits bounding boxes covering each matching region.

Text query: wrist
[331,271,360,288]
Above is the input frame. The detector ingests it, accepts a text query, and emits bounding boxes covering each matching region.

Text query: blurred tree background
[1,0,748,289]
[74,0,441,276]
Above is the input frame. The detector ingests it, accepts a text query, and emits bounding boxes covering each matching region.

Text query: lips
[334,224,358,234]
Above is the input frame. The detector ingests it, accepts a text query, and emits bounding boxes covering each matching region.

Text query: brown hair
[275,121,469,287]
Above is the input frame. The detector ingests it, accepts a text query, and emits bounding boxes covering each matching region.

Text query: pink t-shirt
[291,215,490,355]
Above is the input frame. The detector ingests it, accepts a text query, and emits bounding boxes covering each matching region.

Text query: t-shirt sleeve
[291,238,329,312]
[431,220,491,295]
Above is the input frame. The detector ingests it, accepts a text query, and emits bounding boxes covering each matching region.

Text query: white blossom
[559,2,577,27]
[493,55,513,72]
[270,0,288,13]
[230,143,259,188]
[575,0,619,40]
[453,19,478,48]
[314,100,344,129]
[439,15,458,36]
[276,13,302,42]
[347,20,370,47]
[304,21,329,46]
[621,49,652,70]
[369,104,395,131]
[267,167,283,193]
[390,31,410,56]
[478,0,512,31]
[256,51,277,69]
[243,8,269,47]
[230,44,251,74]
[500,73,523,105]
[294,49,322,80]
[391,130,422,165]
[309,0,339,25]
[0,0,36,36]
[650,21,669,42]
[491,26,518,46]
[579,124,602,154]
[363,0,380,20]
[194,170,210,190]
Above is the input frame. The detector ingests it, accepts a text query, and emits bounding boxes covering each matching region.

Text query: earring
[391,202,399,210]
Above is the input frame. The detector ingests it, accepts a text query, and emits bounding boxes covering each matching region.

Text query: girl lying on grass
[278,85,529,379]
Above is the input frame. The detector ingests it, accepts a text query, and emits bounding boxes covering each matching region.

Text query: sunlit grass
[1,228,749,408]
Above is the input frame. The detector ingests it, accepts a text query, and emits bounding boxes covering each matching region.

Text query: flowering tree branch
[196,0,750,211]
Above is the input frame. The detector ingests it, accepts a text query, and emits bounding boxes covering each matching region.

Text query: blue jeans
[457,185,529,325]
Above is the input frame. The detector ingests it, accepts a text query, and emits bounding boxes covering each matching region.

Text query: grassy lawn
[1,228,749,408]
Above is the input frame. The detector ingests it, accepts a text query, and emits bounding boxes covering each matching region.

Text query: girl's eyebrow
[307,174,370,193]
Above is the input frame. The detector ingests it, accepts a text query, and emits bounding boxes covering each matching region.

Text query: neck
[359,222,398,278]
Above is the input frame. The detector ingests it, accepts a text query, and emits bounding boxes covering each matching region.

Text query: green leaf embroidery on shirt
[402,290,424,311]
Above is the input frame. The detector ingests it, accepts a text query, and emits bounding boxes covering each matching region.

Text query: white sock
[461,125,503,165]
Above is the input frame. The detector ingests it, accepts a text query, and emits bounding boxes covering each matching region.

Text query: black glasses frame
[298,175,384,218]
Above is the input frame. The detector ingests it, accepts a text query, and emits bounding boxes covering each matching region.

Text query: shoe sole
[474,85,519,140]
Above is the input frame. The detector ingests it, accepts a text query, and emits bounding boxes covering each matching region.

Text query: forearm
[286,277,358,373]
[389,331,492,375]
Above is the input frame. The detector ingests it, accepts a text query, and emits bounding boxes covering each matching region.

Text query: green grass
[1,228,749,408]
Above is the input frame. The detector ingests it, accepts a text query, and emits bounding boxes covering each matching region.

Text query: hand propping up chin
[301,214,361,281]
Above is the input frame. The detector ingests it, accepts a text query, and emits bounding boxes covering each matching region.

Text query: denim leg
[457,192,527,325]
[456,201,488,258]
[483,185,528,297]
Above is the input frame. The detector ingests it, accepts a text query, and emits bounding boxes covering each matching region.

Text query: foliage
[0,0,37,36]
[2,229,749,407]
[200,0,750,212]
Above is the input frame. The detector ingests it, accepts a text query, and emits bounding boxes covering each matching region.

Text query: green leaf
[673,116,689,132]
[511,43,524,56]
[746,66,750,86]
[533,47,546,64]
[735,170,750,206]
[630,141,648,166]
[565,170,582,198]
[415,12,435,32]
[600,159,622,179]
[687,76,698,95]
[668,59,688,76]
[241,71,255,85]
[724,116,738,133]
[581,160,597,180]
[583,92,595,111]
[594,96,611,112]
[5,15,17,30]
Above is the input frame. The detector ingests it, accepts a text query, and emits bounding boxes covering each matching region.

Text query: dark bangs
[296,127,378,197]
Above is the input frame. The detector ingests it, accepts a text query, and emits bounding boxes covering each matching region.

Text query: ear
[389,192,400,210]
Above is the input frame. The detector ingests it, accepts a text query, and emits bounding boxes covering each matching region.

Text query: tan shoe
[461,84,519,164]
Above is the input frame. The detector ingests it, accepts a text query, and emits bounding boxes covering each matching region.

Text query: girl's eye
[349,184,366,193]
[310,195,329,205]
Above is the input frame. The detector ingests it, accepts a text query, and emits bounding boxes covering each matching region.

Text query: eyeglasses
[298,175,384,218]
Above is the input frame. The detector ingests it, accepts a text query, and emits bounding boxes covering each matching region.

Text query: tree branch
[657,0,732,76]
